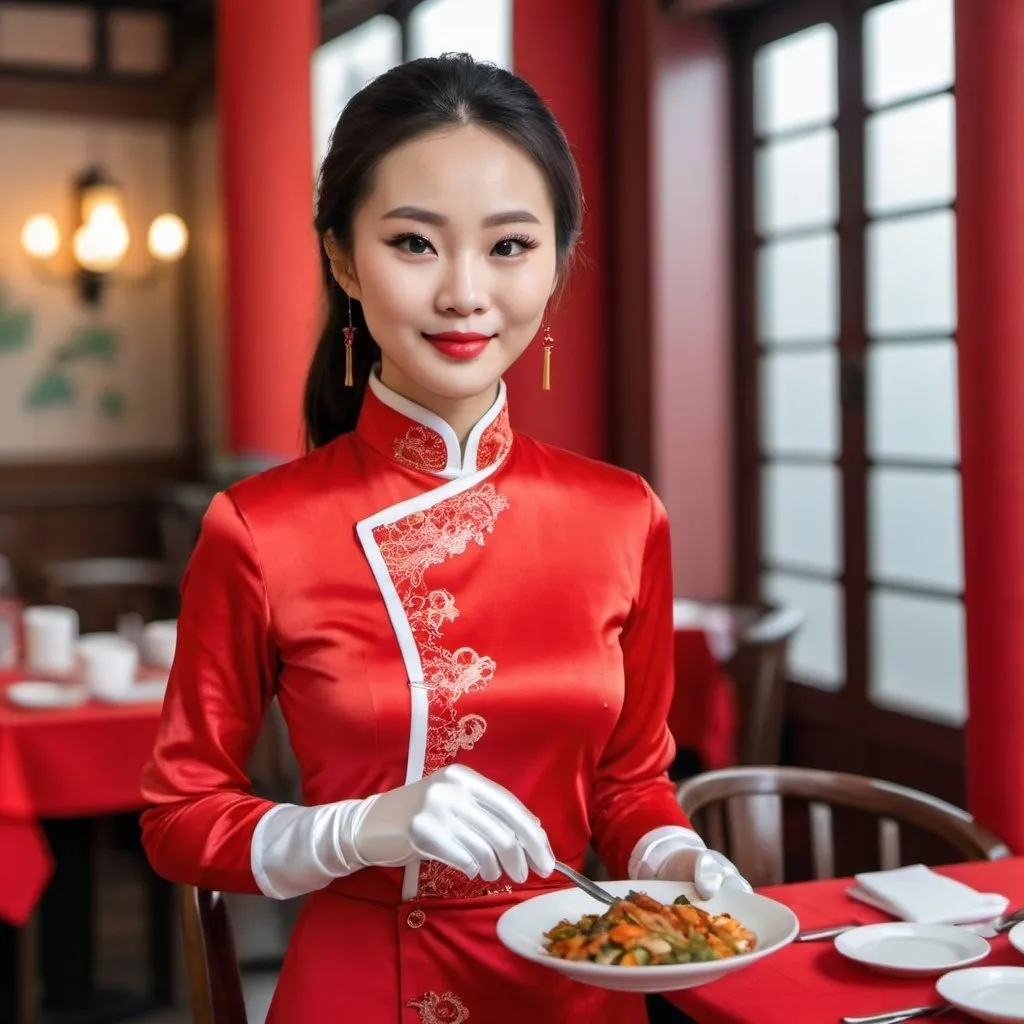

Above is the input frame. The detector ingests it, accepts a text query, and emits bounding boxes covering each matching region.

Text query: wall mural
[0,279,126,420]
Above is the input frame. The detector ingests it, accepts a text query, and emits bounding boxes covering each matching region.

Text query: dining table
[0,667,171,1023]
[667,856,1024,1024]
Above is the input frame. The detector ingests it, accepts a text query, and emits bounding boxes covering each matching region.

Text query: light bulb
[147,214,188,262]
[73,216,129,273]
[80,184,125,224]
[21,214,61,259]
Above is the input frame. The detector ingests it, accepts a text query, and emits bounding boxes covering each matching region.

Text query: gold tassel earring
[541,322,554,391]
[343,297,356,387]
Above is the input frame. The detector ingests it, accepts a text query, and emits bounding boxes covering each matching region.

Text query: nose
[436,253,489,317]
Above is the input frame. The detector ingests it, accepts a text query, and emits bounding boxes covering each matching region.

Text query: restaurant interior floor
[94,834,281,1023]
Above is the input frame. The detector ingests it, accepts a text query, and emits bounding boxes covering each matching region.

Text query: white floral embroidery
[374,485,509,900]
[393,424,449,473]
[407,991,470,1024]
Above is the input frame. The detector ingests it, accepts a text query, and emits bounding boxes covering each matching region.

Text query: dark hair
[303,52,583,449]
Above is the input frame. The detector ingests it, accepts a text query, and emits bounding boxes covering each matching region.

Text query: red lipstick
[422,331,493,360]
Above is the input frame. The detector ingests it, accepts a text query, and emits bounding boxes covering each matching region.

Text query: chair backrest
[158,483,214,581]
[179,887,248,1024]
[41,557,179,633]
[677,766,1011,888]
[726,605,803,765]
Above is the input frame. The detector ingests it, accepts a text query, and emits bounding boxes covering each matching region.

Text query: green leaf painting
[26,370,76,408]
[55,325,118,364]
[98,389,127,418]
[0,282,33,353]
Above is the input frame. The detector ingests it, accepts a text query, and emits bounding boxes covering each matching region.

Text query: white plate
[5,681,89,709]
[1009,922,1024,958]
[835,922,990,977]
[936,966,1024,1023]
[92,678,167,704]
[495,878,798,993]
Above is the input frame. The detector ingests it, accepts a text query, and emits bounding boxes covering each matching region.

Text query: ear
[323,231,361,300]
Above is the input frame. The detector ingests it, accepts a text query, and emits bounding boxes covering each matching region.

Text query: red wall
[509,0,609,460]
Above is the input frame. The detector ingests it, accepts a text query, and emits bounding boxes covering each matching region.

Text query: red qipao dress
[140,374,696,1023]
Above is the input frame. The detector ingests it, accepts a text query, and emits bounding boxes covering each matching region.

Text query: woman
[140,54,748,1024]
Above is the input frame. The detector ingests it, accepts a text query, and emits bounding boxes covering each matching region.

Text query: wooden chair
[157,482,214,581]
[677,766,1011,889]
[726,605,803,765]
[42,556,179,634]
[180,886,248,1024]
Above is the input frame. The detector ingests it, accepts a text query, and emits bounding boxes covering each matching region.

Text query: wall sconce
[20,166,189,305]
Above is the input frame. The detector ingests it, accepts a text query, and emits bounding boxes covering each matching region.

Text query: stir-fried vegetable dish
[543,891,756,966]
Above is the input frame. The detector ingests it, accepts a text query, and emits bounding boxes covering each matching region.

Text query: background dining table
[0,667,171,1023]
[667,856,1024,1024]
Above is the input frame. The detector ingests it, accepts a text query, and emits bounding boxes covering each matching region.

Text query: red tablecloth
[671,628,737,771]
[669,857,1024,1024]
[0,670,162,925]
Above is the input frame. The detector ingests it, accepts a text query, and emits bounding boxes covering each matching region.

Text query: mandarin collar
[355,372,513,479]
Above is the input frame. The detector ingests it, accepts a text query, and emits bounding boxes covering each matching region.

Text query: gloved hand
[350,764,556,883]
[252,764,555,900]
[633,826,751,900]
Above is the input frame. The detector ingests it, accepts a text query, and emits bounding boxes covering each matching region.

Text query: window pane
[408,0,512,67]
[867,340,959,462]
[870,590,965,724]
[756,128,838,235]
[760,349,839,457]
[312,16,401,171]
[762,463,842,574]
[758,233,838,344]
[754,24,837,136]
[864,0,954,108]
[762,572,844,690]
[866,94,955,216]
[867,211,956,335]
[869,468,963,591]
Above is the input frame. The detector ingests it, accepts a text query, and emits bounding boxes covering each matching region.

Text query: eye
[492,235,539,258]
[388,233,436,256]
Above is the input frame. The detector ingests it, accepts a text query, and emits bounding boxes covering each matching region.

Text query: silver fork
[552,861,619,906]
[841,1005,952,1024]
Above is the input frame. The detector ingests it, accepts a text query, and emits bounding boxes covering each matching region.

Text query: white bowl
[1009,921,1024,958]
[495,879,799,993]
[936,966,1024,1023]
[834,922,990,977]
[142,620,177,669]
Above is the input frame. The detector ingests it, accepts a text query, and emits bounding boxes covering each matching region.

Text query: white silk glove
[251,764,555,900]
[631,826,752,900]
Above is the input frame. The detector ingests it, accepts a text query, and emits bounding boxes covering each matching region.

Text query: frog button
[406,908,426,929]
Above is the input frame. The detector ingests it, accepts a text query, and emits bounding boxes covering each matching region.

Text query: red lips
[422,331,493,361]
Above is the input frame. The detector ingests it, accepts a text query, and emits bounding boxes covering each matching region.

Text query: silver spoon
[552,861,619,906]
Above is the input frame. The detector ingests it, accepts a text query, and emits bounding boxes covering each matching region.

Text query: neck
[378,361,499,448]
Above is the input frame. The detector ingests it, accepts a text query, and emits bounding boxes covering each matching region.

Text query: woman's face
[329,124,559,418]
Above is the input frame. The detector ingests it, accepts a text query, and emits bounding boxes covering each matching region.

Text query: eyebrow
[381,206,541,228]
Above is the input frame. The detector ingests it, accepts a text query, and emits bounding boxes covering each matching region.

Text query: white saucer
[1009,922,1024,958]
[5,681,89,709]
[834,922,990,977]
[936,966,1024,1023]
[92,678,167,704]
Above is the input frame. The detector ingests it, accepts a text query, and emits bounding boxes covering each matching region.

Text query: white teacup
[141,619,177,669]
[77,632,139,697]
[23,605,80,677]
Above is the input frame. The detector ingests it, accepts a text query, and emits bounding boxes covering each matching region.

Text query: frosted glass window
[408,0,512,68]
[867,211,956,336]
[865,0,954,109]
[762,464,842,574]
[754,24,837,136]
[756,128,838,235]
[760,349,839,457]
[867,340,959,462]
[866,94,955,216]
[870,590,965,724]
[758,233,838,344]
[869,468,963,592]
[312,16,402,172]
[762,572,844,690]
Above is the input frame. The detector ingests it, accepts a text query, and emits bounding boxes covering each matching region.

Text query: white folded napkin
[848,863,1009,924]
